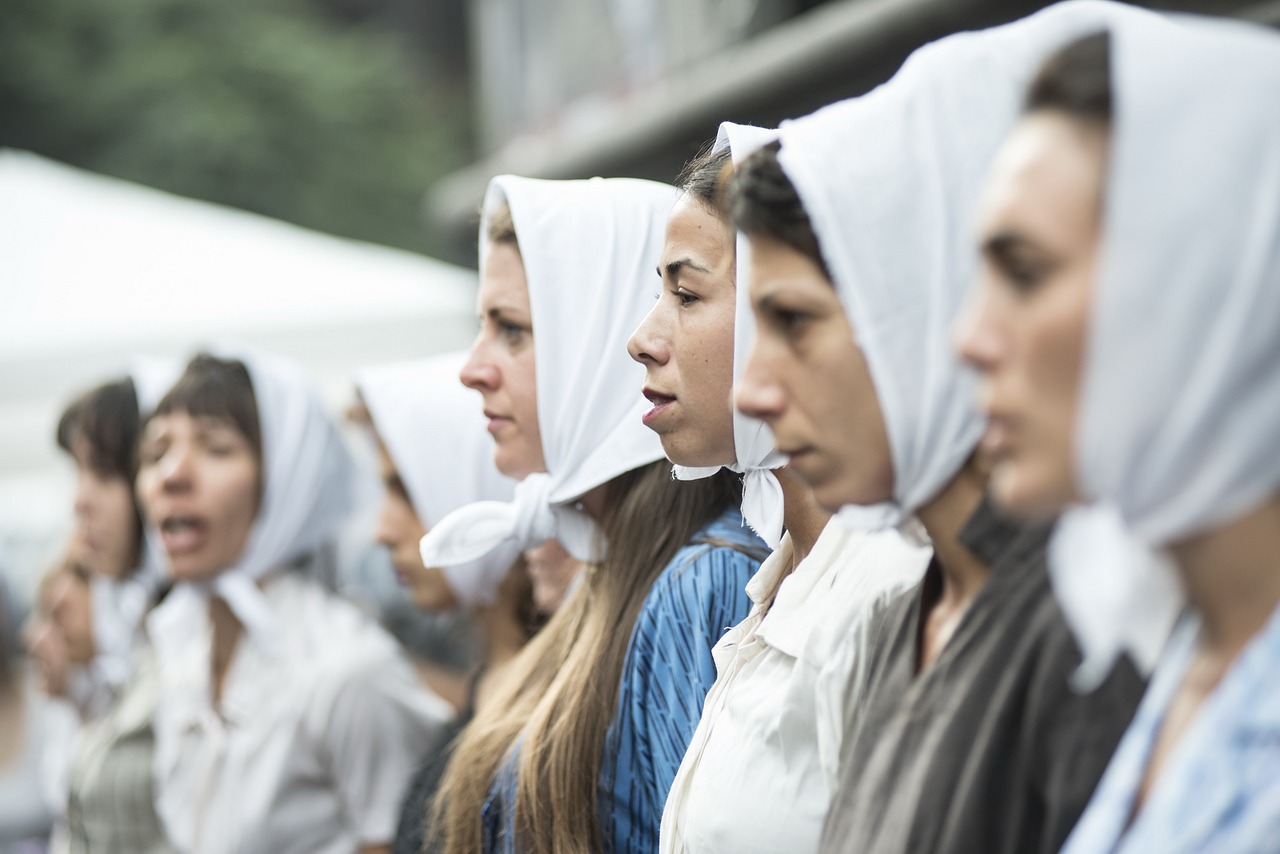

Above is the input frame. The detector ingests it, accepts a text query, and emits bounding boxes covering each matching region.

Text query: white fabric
[660,525,930,853]
[670,123,789,550]
[148,346,355,663]
[1052,12,1280,685]
[421,176,675,565]
[150,572,452,853]
[356,352,520,606]
[775,0,1149,533]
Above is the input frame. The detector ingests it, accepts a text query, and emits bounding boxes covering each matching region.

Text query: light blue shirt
[1062,605,1280,853]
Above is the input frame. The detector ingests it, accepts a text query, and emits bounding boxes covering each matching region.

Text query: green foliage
[0,0,469,254]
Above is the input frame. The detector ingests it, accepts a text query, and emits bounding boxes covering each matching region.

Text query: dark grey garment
[819,498,1146,854]
[392,713,468,854]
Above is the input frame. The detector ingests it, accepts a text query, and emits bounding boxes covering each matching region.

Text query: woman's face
[627,194,738,468]
[69,438,139,579]
[955,111,1106,520]
[461,242,546,480]
[522,538,578,616]
[737,234,894,513]
[136,411,261,582]
[372,438,457,611]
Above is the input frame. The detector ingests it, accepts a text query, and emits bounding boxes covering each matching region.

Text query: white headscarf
[355,352,521,607]
[669,123,789,550]
[86,356,181,694]
[147,346,355,665]
[775,0,1153,533]
[1050,11,1280,687]
[420,176,675,565]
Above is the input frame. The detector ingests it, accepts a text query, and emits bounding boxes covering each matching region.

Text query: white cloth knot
[421,473,603,568]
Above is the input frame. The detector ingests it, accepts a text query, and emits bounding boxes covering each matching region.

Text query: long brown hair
[430,461,744,853]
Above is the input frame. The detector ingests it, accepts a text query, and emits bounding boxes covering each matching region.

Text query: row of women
[11,1,1279,852]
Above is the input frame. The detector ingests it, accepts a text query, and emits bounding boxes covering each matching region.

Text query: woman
[354,352,541,854]
[631,131,929,854]
[140,350,452,854]
[422,176,765,854]
[957,17,1280,852]
[726,4,1150,853]
[55,362,175,717]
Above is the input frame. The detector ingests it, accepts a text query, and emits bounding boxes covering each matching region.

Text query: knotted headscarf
[356,352,521,606]
[670,122,788,550]
[147,346,355,666]
[421,176,676,565]
[775,0,1154,533]
[1049,10,1280,687]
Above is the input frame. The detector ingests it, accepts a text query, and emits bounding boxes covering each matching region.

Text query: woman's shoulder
[637,510,766,637]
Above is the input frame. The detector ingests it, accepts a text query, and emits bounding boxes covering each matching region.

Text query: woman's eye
[498,320,528,345]
[676,289,698,307]
[999,255,1052,293]
[769,307,809,333]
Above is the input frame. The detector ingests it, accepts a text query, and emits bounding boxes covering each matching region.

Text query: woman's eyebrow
[663,257,711,279]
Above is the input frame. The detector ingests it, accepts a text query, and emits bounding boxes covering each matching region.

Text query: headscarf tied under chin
[670,122,788,551]
[356,352,521,607]
[1050,11,1280,688]
[147,346,355,669]
[420,176,675,567]
[774,0,1154,536]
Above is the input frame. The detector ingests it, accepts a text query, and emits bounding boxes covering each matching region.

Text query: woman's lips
[979,415,1015,460]
[484,411,513,433]
[641,389,675,426]
[159,516,208,555]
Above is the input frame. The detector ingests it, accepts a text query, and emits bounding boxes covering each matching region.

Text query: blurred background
[2,0,1277,605]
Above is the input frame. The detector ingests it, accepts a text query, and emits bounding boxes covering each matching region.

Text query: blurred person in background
[725,5,1151,853]
[2,562,62,853]
[632,133,929,854]
[53,368,176,720]
[353,353,544,854]
[23,369,180,853]
[421,176,766,854]
[139,350,452,854]
[957,15,1280,852]
[22,551,171,854]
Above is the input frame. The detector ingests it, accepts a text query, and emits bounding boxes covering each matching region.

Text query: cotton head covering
[1048,11,1280,687]
[420,176,676,565]
[147,346,355,664]
[356,352,520,606]
[670,122,788,550]
[86,355,181,696]
[773,0,1153,534]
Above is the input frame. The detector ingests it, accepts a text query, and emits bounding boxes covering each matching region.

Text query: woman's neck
[209,596,244,707]
[1169,496,1280,662]
[777,467,831,565]
[914,455,991,608]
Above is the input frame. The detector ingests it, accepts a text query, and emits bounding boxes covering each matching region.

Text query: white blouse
[152,571,453,854]
[660,523,930,854]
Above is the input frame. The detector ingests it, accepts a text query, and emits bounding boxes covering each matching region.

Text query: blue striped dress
[482,509,765,853]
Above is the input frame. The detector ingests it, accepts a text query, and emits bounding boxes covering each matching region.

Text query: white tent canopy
[0,149,479,592]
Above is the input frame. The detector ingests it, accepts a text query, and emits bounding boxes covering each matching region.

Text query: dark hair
[151,354,263,461]
[57,379,145,573]
[725,141,831,279]
[676,141,733,215]
[57,378,141,481]
[1025,31,1112,124]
